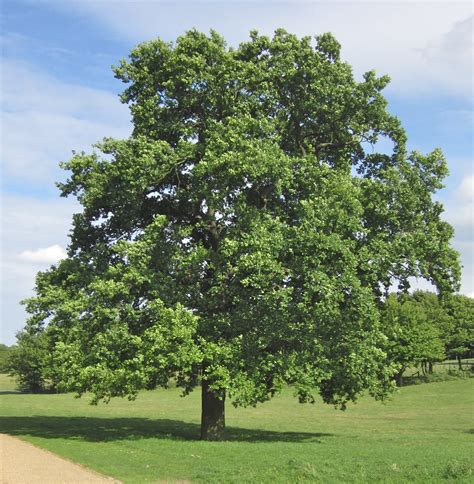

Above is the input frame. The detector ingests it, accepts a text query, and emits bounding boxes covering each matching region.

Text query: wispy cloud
[1,194,78,345]
[459,174,474,202]
[59,1,473,97]
[419,15,473,97]
[18,244,67,264]
[442,172,474,296]
[443,173,474,236]
[1,59,131,183]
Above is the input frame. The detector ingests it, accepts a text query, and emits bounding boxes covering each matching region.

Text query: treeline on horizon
[4,290,474,394]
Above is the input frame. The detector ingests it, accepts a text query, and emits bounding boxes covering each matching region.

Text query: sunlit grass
[1,374,473,482]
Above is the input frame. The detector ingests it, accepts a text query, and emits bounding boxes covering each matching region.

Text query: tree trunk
[428,361,433,374]
[457,355,462,370]
[201,380,225,440]
[395,368,404,387]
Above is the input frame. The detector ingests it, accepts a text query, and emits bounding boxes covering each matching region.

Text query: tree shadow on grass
[0,416,331,443]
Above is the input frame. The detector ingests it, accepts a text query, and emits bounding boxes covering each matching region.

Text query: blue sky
[1,0,473,345]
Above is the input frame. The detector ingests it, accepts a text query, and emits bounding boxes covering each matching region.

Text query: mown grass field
[1,373,473,483]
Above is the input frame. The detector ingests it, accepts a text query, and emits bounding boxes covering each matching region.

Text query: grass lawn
[1,374,473,483]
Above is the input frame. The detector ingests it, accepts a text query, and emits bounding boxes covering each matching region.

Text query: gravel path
[0,434,120,483]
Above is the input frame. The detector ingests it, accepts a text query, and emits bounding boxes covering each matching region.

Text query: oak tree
[23,30,460,440]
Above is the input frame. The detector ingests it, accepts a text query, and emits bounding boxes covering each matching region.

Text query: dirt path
[0,434,120,483]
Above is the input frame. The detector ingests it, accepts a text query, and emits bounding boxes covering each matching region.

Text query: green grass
[1,374,473,483]
[0,373,19,392]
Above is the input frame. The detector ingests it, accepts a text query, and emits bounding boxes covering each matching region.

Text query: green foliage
[7,329,57,393]
[0,344,13,372]
[381,293,445,384]
[22,30,459,411]
[443,294,474,361]
[403,291,473,362]
[380,291,474,384]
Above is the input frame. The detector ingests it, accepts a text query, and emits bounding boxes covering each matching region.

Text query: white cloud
[419,15,473,96]
[458,174,474,202]
[444,204,473,231]
[18,244,67,264]
[1,194,78,251]
[445,174,474,232]
[428,14,473,66]
[0,59,126,119]
[1,59,131,183]
[441,173,474,298]
[59,1,473,97]
[1,194,79,345]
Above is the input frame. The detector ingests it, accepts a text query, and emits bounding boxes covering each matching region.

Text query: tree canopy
[23,29,460,439]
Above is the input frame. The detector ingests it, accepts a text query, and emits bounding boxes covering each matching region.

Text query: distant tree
[381,294,445,385]
[22,29,459,440]
[410,290,451,373]
[7,329,56,393]
[0,344,13,373]
[443,294,474,369]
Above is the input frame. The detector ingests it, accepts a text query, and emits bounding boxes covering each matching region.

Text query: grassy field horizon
[1,374,473,482]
